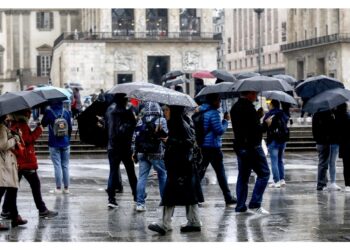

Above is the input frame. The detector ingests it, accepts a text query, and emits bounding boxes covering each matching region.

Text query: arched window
[112,9,135,36]
[180,9,200,36]
[146,9,168,36]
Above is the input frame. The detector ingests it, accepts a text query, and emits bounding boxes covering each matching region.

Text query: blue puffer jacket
[199,103,228,148]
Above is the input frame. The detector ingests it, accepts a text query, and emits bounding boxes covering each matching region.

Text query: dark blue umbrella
[302,88,350,113]
[195,82,238,101]
[295,75,344,98]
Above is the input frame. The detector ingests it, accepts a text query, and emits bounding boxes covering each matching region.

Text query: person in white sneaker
[334,103,350,192]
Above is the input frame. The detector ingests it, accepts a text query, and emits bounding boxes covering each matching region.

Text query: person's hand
[160,137,168,143]
[224,112,230,121]
[265,116,273,127]
[13,134,20,143]
[257,107,264,119]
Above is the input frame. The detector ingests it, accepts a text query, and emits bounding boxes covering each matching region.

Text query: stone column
[22,12,30,69]
[135,9,146,38]
[99,8,112,33]
[200,9,213,38]
[168,8,179,38]
[339,9,350,34]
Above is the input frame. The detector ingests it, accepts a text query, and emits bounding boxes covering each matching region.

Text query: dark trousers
[343,154,350,186]
[107,150,123,191]
[0,187,18,219]
[2,170,47,213]
[198,147,233,202]
[235,145,270,212]
[107,149,137,202]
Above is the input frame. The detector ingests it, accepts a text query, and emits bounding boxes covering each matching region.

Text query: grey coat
[0,124,19,188]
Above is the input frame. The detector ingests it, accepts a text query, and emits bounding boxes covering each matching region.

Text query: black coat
[335,111,350,158]
[312,110,338,144]
[161,115,204,206]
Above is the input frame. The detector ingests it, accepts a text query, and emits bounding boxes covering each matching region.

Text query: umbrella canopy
[273,74,297,86]
[302,88,350,113]
[192,70,215,79]
[195,82,238,101]
[107,82,163,95]
[262,90,297,105]
[33,86,69,102]
[233,76,293,92]
[211,70,237,82]
[128,87,197,108]
[234,72,260,80]
[0,91,47,116]
[295,75,344,98]
[66,82,84,90]
[164,78,190,88]
[161,70,185,82]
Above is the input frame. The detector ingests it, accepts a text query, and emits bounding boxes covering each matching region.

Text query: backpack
[191,109,210,146]
[270,113,290,143]
[135,116,160,154]
[49,108,69,137]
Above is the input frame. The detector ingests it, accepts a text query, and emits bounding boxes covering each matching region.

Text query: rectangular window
[235,60,237,70]
[275,53,278,63]
[37,55,51,77]
[281,22,287,42]
[228,61,232,70]
[250,57,253,67]
[227,38,232,54]
[0,53,3,75]
[268,54,271,64]
[36,12,54,30]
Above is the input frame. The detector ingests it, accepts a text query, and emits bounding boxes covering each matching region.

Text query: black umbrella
[295,75,344,98]
[33,87,69,102]
[67,82,84,90]
[211,70,237,82]
[161,70,185,82]
[0,91,47,116]
[233,76,293,92]
[273,74,297,86]
[262,91,297,105]
[195,82,238,100]
[302,88,350,113]
[164,78,190,88]
[234,72,260,80]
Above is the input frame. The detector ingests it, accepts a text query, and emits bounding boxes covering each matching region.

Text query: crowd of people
[1,87,349,235]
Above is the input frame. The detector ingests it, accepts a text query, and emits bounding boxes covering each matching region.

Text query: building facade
[224,9,287,76]
[0,9,80,94]
[213,9,225,70]
[51,8,219,97]
[281,9,350,88]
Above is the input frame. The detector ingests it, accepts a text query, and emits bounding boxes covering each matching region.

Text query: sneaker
[0,211,11,220]
[225,197,237,207]
[63,189,71,194]
[107,201,119,209]
[136,204,146,212]
[344,186,350,192]
[328,183,342,191]
[50,188,62,194]
[317,186,328,191]
[269,181,281,188]
[280,179,286,187]
[39,210,58,219]
[148,223,166,235]
[249,207,270,215]
[180,225,201,233]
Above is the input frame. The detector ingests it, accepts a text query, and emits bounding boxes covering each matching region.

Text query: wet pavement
[1,152,350,242]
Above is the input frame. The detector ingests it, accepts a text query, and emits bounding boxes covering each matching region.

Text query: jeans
[136,153,167,205]
[107,150,123,191]
[267,141,286,183]
[316,144,339,189]
[2,170,47,213]
[235,145,270,212]
[199,147,234,202]
[107,149,137,203]
[49,146,70,189]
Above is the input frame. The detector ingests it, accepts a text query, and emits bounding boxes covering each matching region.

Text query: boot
[0,223,9,231]
[11,215,28,227]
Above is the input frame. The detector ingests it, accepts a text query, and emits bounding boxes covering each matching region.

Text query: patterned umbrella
[107,82,163,95]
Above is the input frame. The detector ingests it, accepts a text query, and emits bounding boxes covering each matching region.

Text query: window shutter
[36,12,41,29]
[50,12,54,29]
[37,56,41,76]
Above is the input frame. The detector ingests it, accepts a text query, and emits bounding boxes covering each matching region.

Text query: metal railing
[53,31,220,48]
[281,33,350,51]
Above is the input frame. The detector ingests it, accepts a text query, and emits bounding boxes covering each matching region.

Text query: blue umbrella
[302,88,350,113]
[295,75,344,98]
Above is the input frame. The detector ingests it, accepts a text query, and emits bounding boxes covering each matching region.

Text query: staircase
[35,125,315,158]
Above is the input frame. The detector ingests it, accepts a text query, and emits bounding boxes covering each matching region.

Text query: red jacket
[10,121,42,170]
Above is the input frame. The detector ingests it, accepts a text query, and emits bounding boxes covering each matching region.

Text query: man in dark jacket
[197,93,236,206]
[105,94,137,208]
[230,91,270,215]
[312,110,341,191]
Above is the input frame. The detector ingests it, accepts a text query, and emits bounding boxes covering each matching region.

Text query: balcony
[281,33,350,52]
[54,31,219,48]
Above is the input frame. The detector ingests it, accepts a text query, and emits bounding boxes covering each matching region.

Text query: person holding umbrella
[263,99,290,188]
[1,109,58,219]
[0,114,27,229]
